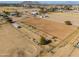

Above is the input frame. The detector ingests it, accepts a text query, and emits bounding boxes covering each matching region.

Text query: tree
[28,5,33,8]
[48,7,58,12]
[15,11,21,17]
[40,36,51,45]
[3,11,10,15]
[39,7,48,14]
[64,5,72,10]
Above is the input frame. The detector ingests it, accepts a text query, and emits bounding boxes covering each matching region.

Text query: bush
[15,11,21,17]
[48,8,57,12]
[7,19,13,23]
[39,8,48,14]
[17,50,26,57]
[40,36,46,45]
[52,36,57,39]
[3,11,10,15]
[64,21,72,25]
[40,36,51,45]
[64,5,72,10]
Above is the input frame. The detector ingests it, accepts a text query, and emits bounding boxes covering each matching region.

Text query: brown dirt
[21,17,76,40]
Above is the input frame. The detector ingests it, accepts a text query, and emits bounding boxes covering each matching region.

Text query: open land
[0,7,79,57]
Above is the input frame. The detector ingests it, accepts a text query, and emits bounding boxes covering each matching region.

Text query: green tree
[40,36,51,45]
[64,5,72,10]
[39,7,48,14]
[3,11,10,15]
[48,7,58,12]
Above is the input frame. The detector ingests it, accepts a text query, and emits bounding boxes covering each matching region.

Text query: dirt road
[53,28,79,56]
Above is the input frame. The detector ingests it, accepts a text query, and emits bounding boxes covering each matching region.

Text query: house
[31,11,38,16]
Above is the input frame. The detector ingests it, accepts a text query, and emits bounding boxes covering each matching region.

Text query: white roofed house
[31,11,39,17]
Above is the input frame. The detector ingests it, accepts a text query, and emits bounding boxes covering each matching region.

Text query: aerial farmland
[0,1,79,57]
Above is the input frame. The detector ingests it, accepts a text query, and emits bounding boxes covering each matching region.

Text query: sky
[0,1,22,4]
[0,1,79,4]
[40,1,79,4]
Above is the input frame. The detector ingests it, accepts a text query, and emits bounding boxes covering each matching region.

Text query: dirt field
[21,17,76,40]
[47,12,79,26]
[0,7,79,56]
[0,7,40,13]
[0,23,41,56]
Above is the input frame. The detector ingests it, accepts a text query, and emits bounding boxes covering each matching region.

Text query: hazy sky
[40,1,79,4]
[0,1,22,4]
[0,1,79,4]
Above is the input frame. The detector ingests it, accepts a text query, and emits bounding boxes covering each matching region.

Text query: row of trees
[39,5,73,13]
[48,5,73,12]
[3,11,21,17]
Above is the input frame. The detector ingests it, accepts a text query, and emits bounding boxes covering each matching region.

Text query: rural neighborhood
[0,1,79,57]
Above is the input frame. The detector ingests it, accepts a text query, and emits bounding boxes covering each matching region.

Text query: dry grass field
[0,23,41,56]
[47,12,79,26]
[0,7,79,56]
[21,17,76,40]
[0,7,40,13]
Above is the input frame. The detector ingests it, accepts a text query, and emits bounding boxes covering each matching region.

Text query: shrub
[64,21,72,25]
[3,11,10,15]
[48,8,58,12]
[15,11,21,17]
[40,36,51,45]
[52,36,57,39]
[17,50,26,57]
[64,5,72,10]
[39,7,48,14]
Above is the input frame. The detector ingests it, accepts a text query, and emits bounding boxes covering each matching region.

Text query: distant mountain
[21,1,79,5]
[39,1,79,5]
[21,1,40,5]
